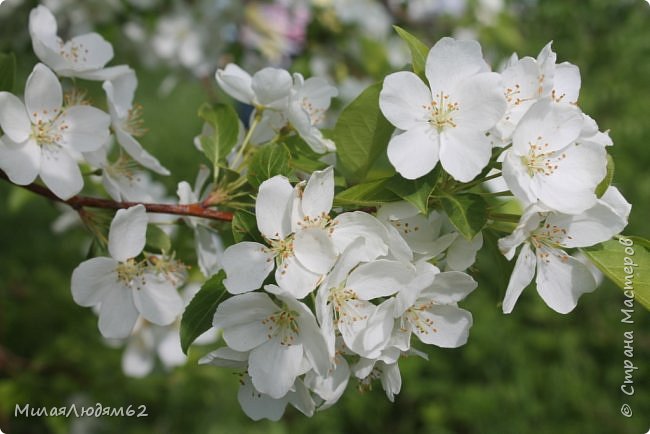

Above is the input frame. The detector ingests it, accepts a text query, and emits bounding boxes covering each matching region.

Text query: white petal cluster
[380,37,507,181]
[71,205,186,339]
[215,64,338,153]
[206,167,477,419]
[0,63,110,199]
[499,187,630,313]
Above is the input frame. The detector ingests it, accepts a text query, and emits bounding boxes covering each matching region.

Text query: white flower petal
[213,292,278,351]
[215,64,254,105]
[535,248,596,314]
[453,72,506,131]
[502,242,536,314]
[65,33,114,70]
[115,128,170,175]
[331,211,389,261]
[275,255,321,299]
[387,124,440,180]
[502,150,537,206]
[439,127,492,182]
[122,331,155,378]
[425,271,477,304]
[426,37,489,92]
[58,105,111,152]
[199,346,249,368]
[249,338,303,398]
[512,100,583,155]
[222,242,274,294]
[98,286,139,339]
[0,92,31,143]
[251,67,292,108]
[256,176,294,240]
[74,65,132,81]
[25,63,62,124]
[103,69,137,119]
[71,257,120,306]
[195,226,224,277]
[238,375,288,421]
[108,204,148,262]
[0,137,41,185]
[413,305,472,348]
[552,62,580,104]
[445,233,483,271]
[283,296,331,376]
[347,260,413,300]
[133,276,184,325]
[545,203,628,249]
[293,228,337,275]
[40,145,83,200]
[533,142,606,214]
[379,71,431,131]
[301,166,334,220]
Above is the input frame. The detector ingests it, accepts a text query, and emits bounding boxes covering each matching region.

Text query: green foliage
[595,153,615,198]
[247,142,292,189]
[334,83,394,184]
[439,193,489,239]
[0,51,15,92]
[581,236,650,310]
[231,209,262,243]
[179,271,228,354]
[393,26,429,79]
[386,170,440,215]
[334,178,399,207]
[197,103,240,180]
[145,224,171,253]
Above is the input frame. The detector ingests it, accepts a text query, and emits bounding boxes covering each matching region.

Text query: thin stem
[0,169,234,222]
[455,171,503,192]
[233,110,263,171]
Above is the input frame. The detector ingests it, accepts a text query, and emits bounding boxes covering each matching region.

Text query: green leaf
[386,171,439,215]
[333,83,394,184]
[595,153,615,198]
[247,143,292,189]
[145,225,171,253]
[581,236,650,311]
[334,178,399,207]
[197,103,240,177]
[439,193,488,239]
[180,271,229,354]
[0,52,16,92]
[393,26,429,79]
[231,209,262,243]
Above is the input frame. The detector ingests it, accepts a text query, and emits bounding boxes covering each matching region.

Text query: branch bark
[0,169,234,222]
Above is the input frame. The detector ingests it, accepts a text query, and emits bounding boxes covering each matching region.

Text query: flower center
[261,308,300,346]
[301,97,325,125]
[530,220,572,264]
[404,301,437,335]
[522,137,566,177]
[123,104,147,137]
[424,91,459,132]
[328,284,368,327]
[31,118,65,146]
[59,40,90,64]
[115,258,147,289]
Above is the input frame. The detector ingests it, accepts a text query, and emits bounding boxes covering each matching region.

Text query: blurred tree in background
[0,0,648,433]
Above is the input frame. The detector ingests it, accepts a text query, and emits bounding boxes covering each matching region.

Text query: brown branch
[0,169,234,222]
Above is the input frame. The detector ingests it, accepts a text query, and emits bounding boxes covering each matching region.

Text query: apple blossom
[380,37,506,181]
[0,63,110,199]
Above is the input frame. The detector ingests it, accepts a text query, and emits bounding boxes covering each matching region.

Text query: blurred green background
[1,0,649,433]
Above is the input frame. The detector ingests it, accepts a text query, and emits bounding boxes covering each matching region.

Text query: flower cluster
[201,168,477,420]
[0,4,637,423]
[378,37,630,314]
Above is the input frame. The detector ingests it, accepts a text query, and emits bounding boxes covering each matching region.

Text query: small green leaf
[180,271,229,354]
[334,178,399,207]
[393,26,429,78]
[439,193,488,239]
[581,236,650,311]
[0,52,16,92]
[145,225,171,253]
[386,171,439,215]
[247,143,292,189]
[231,209,262,243]
[334,83,394,184]
[197,103,240,177]
[595,153,615,198]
